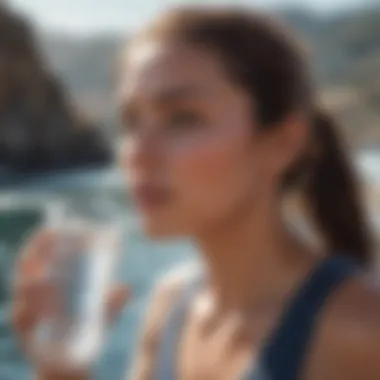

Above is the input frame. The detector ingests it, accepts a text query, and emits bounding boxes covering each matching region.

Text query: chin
[137,216,190,241]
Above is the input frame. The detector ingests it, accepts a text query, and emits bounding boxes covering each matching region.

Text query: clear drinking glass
[32,200,125,372]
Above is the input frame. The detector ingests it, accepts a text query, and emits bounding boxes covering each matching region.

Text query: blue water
[0,150,379,380]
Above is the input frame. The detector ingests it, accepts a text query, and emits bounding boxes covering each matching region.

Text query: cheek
[168,126,256,218]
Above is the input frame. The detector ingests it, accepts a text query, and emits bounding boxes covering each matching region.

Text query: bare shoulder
[304,272,380,380]
[128,260,201,380]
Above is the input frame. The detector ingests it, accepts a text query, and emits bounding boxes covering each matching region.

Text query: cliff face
[0,5,112,177]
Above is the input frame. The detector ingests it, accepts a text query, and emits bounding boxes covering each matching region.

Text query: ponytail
[304,108,372,265]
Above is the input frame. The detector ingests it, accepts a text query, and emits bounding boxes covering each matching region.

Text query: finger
[21,229,57,261]
[14,230,57,282]
[106,285,131,324]
[12,300,37,338]
[15,275,58,306]
[12,275,59,332]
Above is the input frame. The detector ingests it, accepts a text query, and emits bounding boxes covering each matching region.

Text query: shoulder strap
[258,256,358,380]
[153,270,203,380]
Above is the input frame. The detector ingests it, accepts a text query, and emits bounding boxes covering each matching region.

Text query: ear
[269,111,310,174]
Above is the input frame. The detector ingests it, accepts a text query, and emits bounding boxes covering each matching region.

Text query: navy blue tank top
[153,256,358,380]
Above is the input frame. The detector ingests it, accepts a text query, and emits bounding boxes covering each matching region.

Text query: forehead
[119,41,233,100]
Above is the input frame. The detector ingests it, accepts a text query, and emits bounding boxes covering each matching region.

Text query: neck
[195,196,316,313]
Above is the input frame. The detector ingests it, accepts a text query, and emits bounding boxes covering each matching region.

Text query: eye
[167,109,203,130]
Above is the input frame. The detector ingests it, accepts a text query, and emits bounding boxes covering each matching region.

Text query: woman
[12,6,380,380]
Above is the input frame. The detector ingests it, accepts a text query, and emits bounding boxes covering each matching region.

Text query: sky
[7,0,378,35]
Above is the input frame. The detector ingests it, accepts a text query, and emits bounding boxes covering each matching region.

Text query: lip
[130,183,171,210]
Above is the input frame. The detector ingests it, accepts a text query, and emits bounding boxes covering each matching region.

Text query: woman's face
[118,41,294,238]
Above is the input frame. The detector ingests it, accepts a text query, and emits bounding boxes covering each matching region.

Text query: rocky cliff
[0,4,112,178]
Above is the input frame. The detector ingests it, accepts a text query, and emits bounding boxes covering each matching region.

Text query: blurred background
[0,0,380,379]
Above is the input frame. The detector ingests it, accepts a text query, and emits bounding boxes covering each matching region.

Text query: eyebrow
[151,85,207,103]
[118,84,207,116]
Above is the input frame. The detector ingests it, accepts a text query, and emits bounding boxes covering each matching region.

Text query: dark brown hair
[135,6,372,264]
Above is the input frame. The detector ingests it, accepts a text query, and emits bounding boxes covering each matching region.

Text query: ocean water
[0,151,379,380]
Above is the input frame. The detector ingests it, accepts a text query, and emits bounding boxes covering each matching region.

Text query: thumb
[106,284,131,324]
